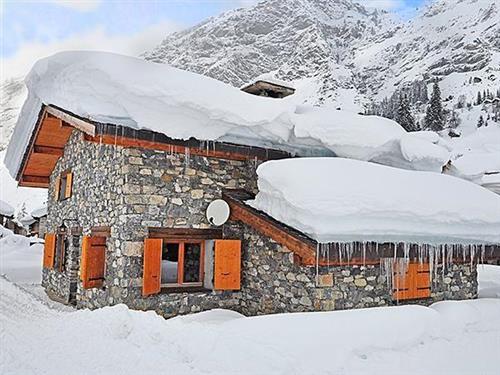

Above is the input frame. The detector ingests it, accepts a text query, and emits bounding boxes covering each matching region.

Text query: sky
[0,0,427,79]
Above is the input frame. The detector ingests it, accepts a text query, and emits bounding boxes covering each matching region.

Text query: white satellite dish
[206,199,230,226]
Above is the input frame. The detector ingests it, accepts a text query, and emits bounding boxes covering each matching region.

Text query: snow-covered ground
[0,234,499,375]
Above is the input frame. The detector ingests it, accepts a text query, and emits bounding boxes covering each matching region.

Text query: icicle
[362,242,367,267]
[315,243,320,286]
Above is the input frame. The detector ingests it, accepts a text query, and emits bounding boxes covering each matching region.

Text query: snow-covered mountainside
[145,0,499,111]
[144,0,396,111]
[355,0,500,101]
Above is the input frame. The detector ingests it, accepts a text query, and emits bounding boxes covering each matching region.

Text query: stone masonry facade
[42,129,478,317]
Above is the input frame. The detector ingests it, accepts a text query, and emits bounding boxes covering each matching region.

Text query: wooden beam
[93,123,291,161]
[19,175,50,188]
[223,190,317,265]
[148,227,223,240]
[45,105,95,136]
[33,145,64,157]
[85,134,282,162]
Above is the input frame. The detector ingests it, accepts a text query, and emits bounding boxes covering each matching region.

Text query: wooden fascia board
[45,105,95,136]
[222,190,317,265]
[16,106,47,182]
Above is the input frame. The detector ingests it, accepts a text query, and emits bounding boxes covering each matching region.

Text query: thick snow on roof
[30,204,47,218]
[5,51,450,177]
[248,158,500,244]
[0,199,15,217]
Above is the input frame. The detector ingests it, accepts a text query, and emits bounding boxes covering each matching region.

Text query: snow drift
[5,51,451,179]
[248,158,500,244]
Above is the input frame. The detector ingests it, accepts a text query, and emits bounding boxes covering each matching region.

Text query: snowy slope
[249,158,500,244]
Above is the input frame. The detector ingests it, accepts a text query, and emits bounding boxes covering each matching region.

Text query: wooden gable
[18,105,95,188]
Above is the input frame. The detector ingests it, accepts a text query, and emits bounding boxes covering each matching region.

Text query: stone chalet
[5,52,499,318]
[6,102,497,318]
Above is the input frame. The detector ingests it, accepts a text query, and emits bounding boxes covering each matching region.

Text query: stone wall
[44,130,261,313]
[43,130,478,317]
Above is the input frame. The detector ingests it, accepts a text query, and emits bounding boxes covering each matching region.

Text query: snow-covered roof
[5,51,450,178]
[20,215,36,226]
[30,204,47,219]
[0,199,15,217]
[248,158,500,244]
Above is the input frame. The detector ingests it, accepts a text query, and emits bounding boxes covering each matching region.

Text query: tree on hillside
[396,94,418,131]
[448,110,460,129]
[477,115,484,128]
[424,82,445,131]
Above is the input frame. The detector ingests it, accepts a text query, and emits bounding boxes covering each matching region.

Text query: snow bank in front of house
[478,265,500,298]
[0,234,43,284]
[4,51,451,178]
[248,158,500,244]
[2,269,500,375]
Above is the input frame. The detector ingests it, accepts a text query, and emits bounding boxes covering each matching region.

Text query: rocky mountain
[144,0,499,114]
[2,0,499,148]
[355,0,500,101]
[144,0,396,110]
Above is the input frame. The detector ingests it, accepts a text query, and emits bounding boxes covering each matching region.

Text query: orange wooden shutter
[54,176,61,201]
[393,262,430,300]
[43,233,56,269]
[142,238,162,296]
[214,239,241,290]
[81,236,106,289]
[64,172,73,199]
[80,236,90,281]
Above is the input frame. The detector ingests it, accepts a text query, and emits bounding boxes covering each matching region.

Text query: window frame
[57,170,73,201]
[160,239,205,289]
[54,231,69,272]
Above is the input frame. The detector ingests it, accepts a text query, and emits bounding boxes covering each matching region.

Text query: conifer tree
[396,94,418,131]
[424,82,445,131]
[477,115,484,128]
[476,91,482,105]
[448,110,460,129]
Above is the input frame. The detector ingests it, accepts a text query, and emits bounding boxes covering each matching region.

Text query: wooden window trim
[56,169,73,201]
[159,239,205,289]
[54,233,67,273]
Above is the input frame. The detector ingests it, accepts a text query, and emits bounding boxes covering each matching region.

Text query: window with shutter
[43,233,56,269]
[143,238,162,296]
[214,239,241,291]
[393,262,431,300]
[80,235,106,289]
[55,170,73,201]
[64,172,73,199]
[54,176,60,201]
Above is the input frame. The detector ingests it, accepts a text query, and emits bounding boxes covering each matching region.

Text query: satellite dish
[206,199,230,226]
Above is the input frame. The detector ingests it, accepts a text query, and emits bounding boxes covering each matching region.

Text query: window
[55,170,73,201]
[142,236,241,297]
[54,233,69,272]
[393,261,431,300]
[161,241,204,287]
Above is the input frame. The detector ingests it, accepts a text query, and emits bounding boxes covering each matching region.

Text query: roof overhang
[16,105,96,188]
[222,189,500,266]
